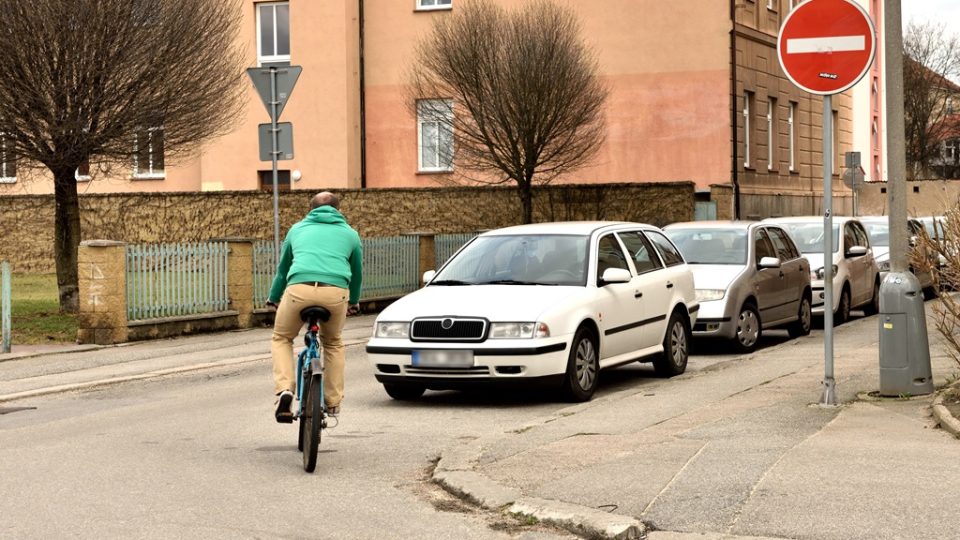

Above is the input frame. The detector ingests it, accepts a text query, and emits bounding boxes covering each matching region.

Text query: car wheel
[835,286,851,324]
[864,279,880,315]
[788,294,812,338]
[383,383,426,401]
[654,311,689,377]
[732,302,761,353]
[561,327,599,402]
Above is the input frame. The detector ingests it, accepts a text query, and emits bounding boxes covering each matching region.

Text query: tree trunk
[53,168,82,314]
[519,181,533,224]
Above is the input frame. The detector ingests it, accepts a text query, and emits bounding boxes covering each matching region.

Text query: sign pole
[2,262,10,354]
[822,94,837,405]
[270,67,281,264]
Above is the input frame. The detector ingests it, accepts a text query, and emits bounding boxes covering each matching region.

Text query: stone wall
[1,182,695,273]
[858,180,960,217]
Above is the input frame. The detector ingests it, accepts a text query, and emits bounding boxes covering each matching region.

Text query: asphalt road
[0,329,795,539]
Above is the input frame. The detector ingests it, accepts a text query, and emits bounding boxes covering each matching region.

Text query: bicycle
[295,306,332,473]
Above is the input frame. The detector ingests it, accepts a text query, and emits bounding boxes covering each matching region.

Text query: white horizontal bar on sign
[786,35,865,54]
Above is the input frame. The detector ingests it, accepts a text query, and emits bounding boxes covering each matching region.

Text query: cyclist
[267,191,362,423]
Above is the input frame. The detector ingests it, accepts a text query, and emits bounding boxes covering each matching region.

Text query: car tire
[836,286,851,325]
[788,293,812,338]
[654,311,689,377]
[383,383,426,401]
[863,279,880,315]
[731,302,761,353]
[562,327,599,402]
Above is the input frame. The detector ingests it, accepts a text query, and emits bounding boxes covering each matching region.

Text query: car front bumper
[691,299,737,339]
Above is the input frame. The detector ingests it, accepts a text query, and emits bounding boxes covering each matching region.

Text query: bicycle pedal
[275,412,295,424]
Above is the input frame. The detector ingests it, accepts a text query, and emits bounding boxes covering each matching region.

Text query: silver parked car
[763,216,880,324]
[664,221,812,352]
[858,216,937,298]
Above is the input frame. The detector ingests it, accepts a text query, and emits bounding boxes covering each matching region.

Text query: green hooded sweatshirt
[268,206,363,304]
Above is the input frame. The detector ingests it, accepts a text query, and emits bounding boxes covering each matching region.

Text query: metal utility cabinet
[878,272,933,396]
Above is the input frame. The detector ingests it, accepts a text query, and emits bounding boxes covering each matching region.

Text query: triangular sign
[246,65,302,121]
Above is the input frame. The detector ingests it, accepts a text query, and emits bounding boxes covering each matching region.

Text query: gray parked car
[664,221,812,352]
[858,216,937,298]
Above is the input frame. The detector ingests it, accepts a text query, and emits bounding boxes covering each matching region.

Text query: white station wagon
[366,222,699,402]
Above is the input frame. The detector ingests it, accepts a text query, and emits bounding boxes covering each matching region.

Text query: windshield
[777,223,840,254]
[863,222,889,247]
[432,234,589,286]
[665,228,748,265]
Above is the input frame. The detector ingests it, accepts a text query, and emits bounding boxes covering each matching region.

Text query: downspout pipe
[730,0,741,219]
[359,0,367,189]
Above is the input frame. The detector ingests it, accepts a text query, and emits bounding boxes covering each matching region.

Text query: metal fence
[435,233,477,269]
[126,242,230,321]
[252,240,276,308]
[361,235,420,300]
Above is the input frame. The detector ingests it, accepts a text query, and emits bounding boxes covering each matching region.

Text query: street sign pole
[822,94,837,405]
[270,67,281,263]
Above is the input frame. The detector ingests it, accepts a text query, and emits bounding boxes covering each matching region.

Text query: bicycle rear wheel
[302,374,323,473]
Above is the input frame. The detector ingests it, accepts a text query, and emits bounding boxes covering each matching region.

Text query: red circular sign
[777,0,876,95]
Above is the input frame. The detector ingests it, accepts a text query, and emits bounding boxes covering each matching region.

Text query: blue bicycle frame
[295,328,324,417]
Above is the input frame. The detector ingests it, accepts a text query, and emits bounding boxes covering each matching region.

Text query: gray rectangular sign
[258,122,294,161]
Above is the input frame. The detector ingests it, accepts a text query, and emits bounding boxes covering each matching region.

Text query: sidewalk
[0,314,376,402]
[434,311,960,540]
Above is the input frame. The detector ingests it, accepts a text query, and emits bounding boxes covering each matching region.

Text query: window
[766,227,799,261]
[872,119,879,150]
[417,0,452,11]
[617,231,663,274]
[789,101,797,172]
[0,133,15,183]
[945,139,960,164]
[257,2,290,66]
[417,99,453,172]
[76,159,91,182]
[744,92,754,168]
[259,169,291,192]
[754,230,777,265]
[768,98,778,171]
[646,231,685,267]
[133,126,165,178]
[596,235,630,282]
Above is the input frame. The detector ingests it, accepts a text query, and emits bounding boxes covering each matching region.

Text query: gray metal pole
[885,0,908,272]
[270,67,281,264]
[822,94,837,406]
[2,262,10,354]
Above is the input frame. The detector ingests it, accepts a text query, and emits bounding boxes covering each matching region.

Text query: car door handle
[635,291,643,299]
[779,271,785,278]
[666,282,674,289]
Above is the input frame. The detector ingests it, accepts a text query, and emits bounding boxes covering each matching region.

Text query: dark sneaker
[274,390,294,423]
[326,405,340,417]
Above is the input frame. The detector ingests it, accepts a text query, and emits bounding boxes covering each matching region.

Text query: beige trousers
[271,283,349,407]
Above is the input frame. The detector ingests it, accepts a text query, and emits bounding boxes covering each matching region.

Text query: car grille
[404,366,491,377]
[410,317,487,342]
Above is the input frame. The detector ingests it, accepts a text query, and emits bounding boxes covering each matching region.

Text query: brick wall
[1,182,695,273]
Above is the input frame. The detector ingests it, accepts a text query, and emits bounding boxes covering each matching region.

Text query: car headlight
[695,289,726,302]
[489,322,550,339]
[815,265,839,280]
[375,321,409,338]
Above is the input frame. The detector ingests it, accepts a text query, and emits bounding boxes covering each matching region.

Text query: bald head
[310,191,340,210]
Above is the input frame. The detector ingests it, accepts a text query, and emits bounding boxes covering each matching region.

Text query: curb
[433,440,646,540]
[932,392,960,437]
[0,344,107,363]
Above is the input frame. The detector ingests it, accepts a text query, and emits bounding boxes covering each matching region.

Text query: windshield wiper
[478,279,557,286]
[429,279,474,286]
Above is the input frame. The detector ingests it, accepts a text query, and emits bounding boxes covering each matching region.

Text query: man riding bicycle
[268,192,363,422]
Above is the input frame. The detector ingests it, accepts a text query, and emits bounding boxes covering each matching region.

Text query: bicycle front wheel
[302,374,323,473]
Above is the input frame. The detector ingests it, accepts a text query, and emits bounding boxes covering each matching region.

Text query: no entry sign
[777,0,876,95]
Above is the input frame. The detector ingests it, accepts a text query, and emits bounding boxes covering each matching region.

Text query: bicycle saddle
[299,306,331,323]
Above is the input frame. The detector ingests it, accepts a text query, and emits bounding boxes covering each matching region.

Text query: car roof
[480,221,655,236]
[763,215,861,224]
[664,220,759,231]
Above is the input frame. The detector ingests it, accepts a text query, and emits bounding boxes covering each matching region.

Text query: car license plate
[411,350,474,368]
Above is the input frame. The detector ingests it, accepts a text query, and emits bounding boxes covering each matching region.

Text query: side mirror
[600,268,632,284]
[422,270,436,284]
[758,256,781,269]
[846,246,868,257]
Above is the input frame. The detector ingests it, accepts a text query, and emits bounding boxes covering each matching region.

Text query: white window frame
[417,99,454,172]
[416,0,452,11]
[945,139,959,163]
[256,2,290,66]
[0,133,15,183]
[133,126,165,179]
[767,98,777,171]
[744,92,753,168]
[789,102,797,172]
[76,160,91,183]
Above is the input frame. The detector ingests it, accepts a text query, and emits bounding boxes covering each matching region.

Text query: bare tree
[0,0,245,312]
[904,22,960,179]
[409,0,608,224]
